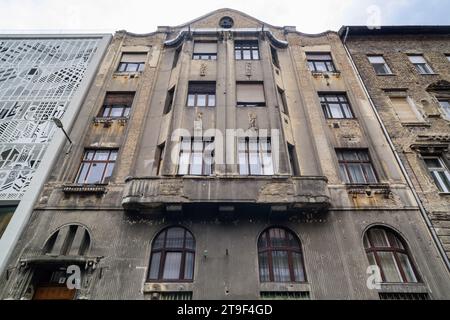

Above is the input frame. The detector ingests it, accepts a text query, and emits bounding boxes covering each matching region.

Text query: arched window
[363,226,419,283]
[148,227,195,282]
[43,224,91,256]
[258,227,306,282]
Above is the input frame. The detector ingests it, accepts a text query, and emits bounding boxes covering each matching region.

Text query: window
[0,206,15,239]
[408,55,434,74]
[306,52,336,72]
[423,156,450,193]
[438,99,450,120]
[148,227,195,282]
[187,82,216,107]
[364,227,419,283]
[238,138,273,175]
[155,142,165,175]
[236,82,265,107]
[379,293,429,300]
[193,42,217,60]
[389,96,423,123]
[447,54,450,62]
[117,52,146,72]
[44,224,91,256]
[337,149,378,184]
[235,40,259,60]
[277,87,288,115]
[260,291,310,300]
[178,137,214,175]
[163,87,175,114]
[100,92,134,118]
[319,93,354,119]
[258,227,306,283]
[368,56,392,75]
[75,149,118,184]
[287,143,300,176]
[172,46,181,69]
[270,46,280,69]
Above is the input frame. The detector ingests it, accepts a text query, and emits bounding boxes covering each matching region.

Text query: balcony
[122,176,330,214]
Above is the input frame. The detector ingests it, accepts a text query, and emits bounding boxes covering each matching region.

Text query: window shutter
[193,42,217,54]
[389,97,421,122]
[306,52,332,60]
[236,83,265,103]
[104,93,135,106]
[121,52,147,63]
[188,82,216,94]
[408,55,425,64]
[368,56,385,64]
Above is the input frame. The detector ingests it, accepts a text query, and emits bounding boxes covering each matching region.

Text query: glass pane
[342,104,353,118]
[94,151,110,160]
[249,152,261,175]
[76,163,90,183]
[272,251,290,282]
[307,61,315,71]
[126,63,138,72]
[269,228,288,247]
[208,94,215,107]
[185,232,195,250]
[110,107,123,117]
[315,62,327,72]
[184,252,194,280]
[262,151,274,175]
[123,107,131,117]
[84,151,95,160]
[163,252,182,280]
[252,50,259,60]
[86,163,106,184]
[166,227,185,248]
[190,152,203,175]
[339,164,350,183]
[148,252,161,280]
[259,252,270,282]
[363,234,371,248]
[153,232,165,250]
[326,61,335,72]
[118,63,126,72]
[103,163,115,181]
[178,151,190,175]
[378,252,402,282]
[243,50,251,60]
[424,158,442,169]
[187,94,195,107]
[329,103,344,118]
[238,152,248,175]
[109,150,118,160]
[363,163,377,183]
[398,253,418,283]
[348,163,366,183]
[292,252,305,282]
[235,50,241,60]
[369,228,389,247]
[258,232,268,249]
[102,107,110,117]
[197,94,206,107]
[138,63,145,72]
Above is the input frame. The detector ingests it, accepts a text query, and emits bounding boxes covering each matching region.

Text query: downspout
[342,29,450,273]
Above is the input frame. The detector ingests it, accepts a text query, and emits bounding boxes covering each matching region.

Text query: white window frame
[423,156,450,193]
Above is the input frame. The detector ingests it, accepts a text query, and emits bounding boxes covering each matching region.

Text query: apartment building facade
[0,34,110,274]
[340,26,450,261]
[1,10,449,300]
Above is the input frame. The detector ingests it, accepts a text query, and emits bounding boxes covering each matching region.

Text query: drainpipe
[342,28,450,272]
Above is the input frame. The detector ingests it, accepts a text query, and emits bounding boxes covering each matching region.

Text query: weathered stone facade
[1,11,449,300]
[341,26,450,259]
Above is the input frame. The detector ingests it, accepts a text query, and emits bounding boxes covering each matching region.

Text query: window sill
[62,183,108,194]
[112,71,141,79]
[401,121,431,127]
[143,282,193,293]
[93,116,129,127]
[345,183,391,196]
[418,73,439,76]
[260,282,310,292]
[438,192,450,196]
[311,71,341,78]
[375,73,396,76]
[378,282,428,294]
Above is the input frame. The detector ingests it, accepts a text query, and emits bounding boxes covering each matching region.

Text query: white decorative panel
[0,38,101,200]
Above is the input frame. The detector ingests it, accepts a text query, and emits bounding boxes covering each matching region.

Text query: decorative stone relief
[249,112,258,130]
[200,63,207,77]
[245,62,252,77]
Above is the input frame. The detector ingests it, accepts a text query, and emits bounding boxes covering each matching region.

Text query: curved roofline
[288,30,337,37]
[170,8,285,30]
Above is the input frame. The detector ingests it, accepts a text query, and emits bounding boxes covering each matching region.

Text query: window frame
[437,99,450,120]
[99,92,134,118]
[319,93,355,119]
[337,149,378,184]
[192,41,217,60]
[238,137,274,176]
[408,54,434,74]
[423,155,450,193]
[177,137,215,176]
[364,226,420,284]
[186,82,216,108]
[306,52,336,73]
[258,227,307,283]
[117,62,145,73]
[236,82,266,107]
[147,227,196,282]
[367,55,392,75]
[234,40,260,60]
[75,149,118,184]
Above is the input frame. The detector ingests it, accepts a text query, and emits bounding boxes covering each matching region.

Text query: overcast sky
[1,0,449,34]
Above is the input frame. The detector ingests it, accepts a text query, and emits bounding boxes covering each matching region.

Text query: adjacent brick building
[341,26,450,260]
[0,10,449,300]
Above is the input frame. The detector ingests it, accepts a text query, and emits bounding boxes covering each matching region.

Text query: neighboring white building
[0,34,111,273]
